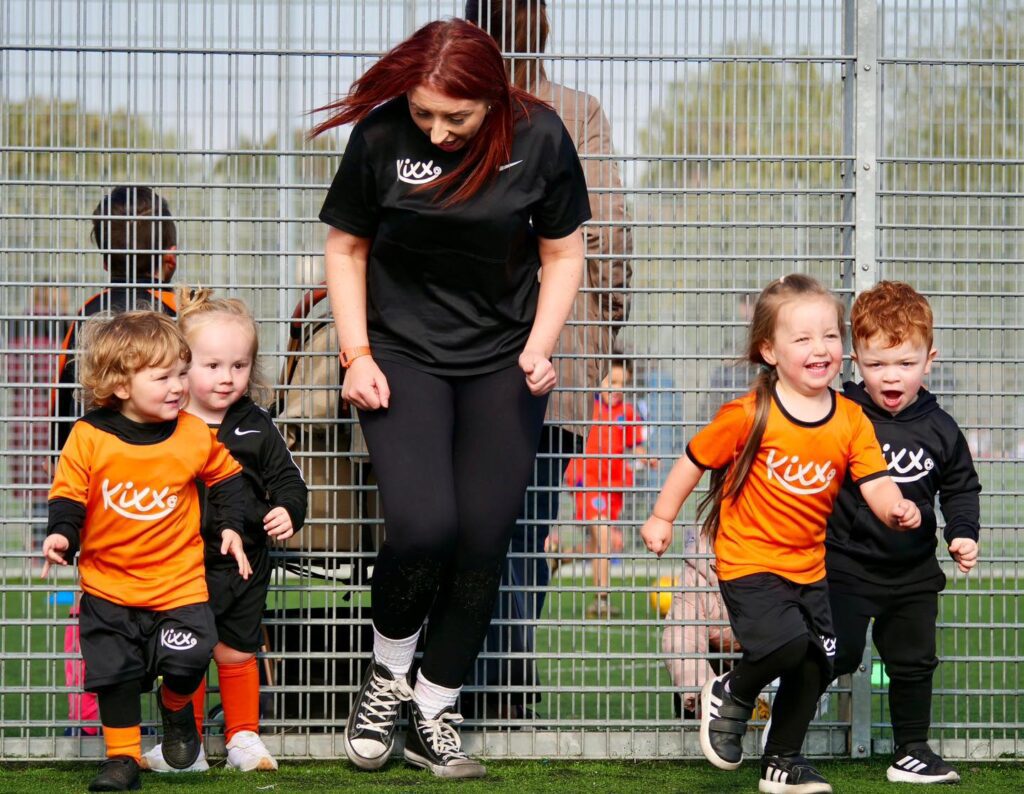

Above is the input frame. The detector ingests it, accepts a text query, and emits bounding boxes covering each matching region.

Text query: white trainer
[226,730,279,772]
[140,742,209,773]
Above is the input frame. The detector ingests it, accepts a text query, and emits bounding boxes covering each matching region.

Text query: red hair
[851,280,934,350]
[311,19,544,205]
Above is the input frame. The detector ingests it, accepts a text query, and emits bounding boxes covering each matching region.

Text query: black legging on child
[727,635,832,757]
[358,359,548,689]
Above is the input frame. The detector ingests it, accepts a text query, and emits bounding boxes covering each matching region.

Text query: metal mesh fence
[1,0,1021,761]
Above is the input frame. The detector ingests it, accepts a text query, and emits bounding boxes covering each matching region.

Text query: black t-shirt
[319,97,592,375]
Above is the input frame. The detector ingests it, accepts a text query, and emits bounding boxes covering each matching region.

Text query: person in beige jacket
[461,0,632,718]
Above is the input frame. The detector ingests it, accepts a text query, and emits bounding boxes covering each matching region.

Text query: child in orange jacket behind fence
[41,311,251,792]
[641,275,921,794]
[564,358,646,618]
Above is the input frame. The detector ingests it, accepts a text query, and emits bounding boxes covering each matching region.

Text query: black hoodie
[825,381,981,585]
[198,397,308,568]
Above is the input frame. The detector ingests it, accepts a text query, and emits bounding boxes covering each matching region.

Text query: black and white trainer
[344,659,414,770]
[759,754,833,793]
[404,703,486,779]
[699,673,750,770]
[887,743,961,784]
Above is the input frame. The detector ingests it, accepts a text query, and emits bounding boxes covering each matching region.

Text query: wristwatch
[340,346,372,368]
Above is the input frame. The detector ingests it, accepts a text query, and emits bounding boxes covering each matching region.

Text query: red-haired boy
[826,281,980,784]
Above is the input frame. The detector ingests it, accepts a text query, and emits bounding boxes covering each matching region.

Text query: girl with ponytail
[641,274,921,794]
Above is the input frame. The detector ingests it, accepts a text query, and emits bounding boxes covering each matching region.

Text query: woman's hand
[342,356,391,410]
[519,350,556,396]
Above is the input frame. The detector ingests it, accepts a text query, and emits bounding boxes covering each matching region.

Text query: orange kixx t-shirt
[49,411,242,610]
[686,389,887,584]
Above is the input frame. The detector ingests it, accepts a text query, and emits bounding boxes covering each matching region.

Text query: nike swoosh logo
[234,428,260,436]
[498,160,524,172]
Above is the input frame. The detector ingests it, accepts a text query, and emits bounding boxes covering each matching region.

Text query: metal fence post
[854,0,879,294]
[850,624,874,758]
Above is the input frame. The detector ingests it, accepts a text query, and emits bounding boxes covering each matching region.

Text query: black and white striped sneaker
[887,743,960,784]
[759,754,833,793]
[699,673,749,770]
[404,703,486,779]
[344,659,413,770]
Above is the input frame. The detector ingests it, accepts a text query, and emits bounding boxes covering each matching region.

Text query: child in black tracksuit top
[143,288,307,774]
[826,281,981,785]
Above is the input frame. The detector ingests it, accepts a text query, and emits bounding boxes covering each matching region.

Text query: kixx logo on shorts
[882,444,934,483]
[101,479,179,521]
[397,158,442,185]
[821,635,837,657]
[764,450,836,495]
[161,628,198,651]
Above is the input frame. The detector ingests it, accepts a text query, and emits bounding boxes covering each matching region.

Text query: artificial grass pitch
[2,758,1024,793]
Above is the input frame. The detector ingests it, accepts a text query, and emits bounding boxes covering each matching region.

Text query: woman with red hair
[314,19,589,779]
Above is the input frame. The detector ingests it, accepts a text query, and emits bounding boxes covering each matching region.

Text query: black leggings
[728,636,832,757]
[358,359,548,688]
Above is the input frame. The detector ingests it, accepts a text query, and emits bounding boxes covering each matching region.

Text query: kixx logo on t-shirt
[882,443,934,483]
[397,158,442,185]
[101,479,179,521]
[764,450,837,495]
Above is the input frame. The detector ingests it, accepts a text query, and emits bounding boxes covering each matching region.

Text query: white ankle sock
[413,671,460,720]
[372,627,419,678]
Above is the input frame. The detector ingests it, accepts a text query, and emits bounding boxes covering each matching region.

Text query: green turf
[1,758,1023,793]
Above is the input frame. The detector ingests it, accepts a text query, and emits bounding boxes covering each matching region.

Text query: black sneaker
[887,743,961,784]
[88,756,142,792]
[759,754,833,793]
[404,703,486,779]
[699,673,749,770]
[157,695,201,770]
[344,659,413,770]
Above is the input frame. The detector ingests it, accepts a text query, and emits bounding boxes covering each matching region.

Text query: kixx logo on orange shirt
[765,450,837,495]
[101,479,179,521]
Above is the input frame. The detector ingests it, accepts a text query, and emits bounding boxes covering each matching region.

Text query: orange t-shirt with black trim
[686,389,888,584]
[49,410,242,610]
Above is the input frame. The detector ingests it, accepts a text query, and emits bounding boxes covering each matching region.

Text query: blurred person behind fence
[463,0,633,718]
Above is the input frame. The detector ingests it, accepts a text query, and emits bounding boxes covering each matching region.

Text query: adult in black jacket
[826,281,981,785]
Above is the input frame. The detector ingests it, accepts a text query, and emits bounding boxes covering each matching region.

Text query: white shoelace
[420,711,467,759]
[354,673,413,737]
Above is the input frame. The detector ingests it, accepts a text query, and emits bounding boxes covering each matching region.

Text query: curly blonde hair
[79,311,191,410]
[175,286,273,406]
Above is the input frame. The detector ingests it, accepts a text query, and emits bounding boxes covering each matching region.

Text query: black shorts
[719,572,835,666]
[79,593,216,692]
[206,547,272,653]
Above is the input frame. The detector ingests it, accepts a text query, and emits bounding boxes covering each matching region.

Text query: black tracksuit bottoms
[357,359,548,689]
[829,568,946,747]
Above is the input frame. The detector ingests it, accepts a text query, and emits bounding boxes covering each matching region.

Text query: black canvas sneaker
[344,659,413,770]
[699,673,750,770]
[759,754,833,793]
[157,696,201,770]
[887,743,961,784]
[88,756,141,792]
[404,703,486,779]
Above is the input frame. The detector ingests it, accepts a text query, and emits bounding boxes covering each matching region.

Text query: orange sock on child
[103,724,142,764]
[190,678,207,739]
[218,657,260,742]
[160,684,193,713]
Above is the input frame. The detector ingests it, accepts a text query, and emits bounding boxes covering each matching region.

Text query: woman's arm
[519,229,585,395]
[324,227,390,410]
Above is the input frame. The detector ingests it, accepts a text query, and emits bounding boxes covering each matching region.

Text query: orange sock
[103,724,141,764]
[160,684,192,713]
[191,678,207,739]
[218,657,259,743]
